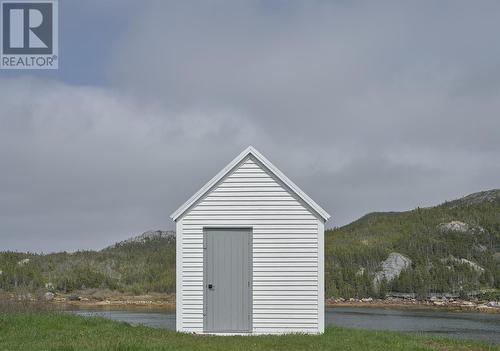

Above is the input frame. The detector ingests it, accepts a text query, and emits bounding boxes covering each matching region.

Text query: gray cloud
[0,1,499,252]
[0,77,259,251]
[109,1,500,148]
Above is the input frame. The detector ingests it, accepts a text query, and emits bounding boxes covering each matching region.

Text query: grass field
[0,313,498,351]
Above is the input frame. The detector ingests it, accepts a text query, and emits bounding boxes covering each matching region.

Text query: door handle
[208,284,214,289]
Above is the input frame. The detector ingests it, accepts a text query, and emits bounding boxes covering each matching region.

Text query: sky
[1,0,499,253]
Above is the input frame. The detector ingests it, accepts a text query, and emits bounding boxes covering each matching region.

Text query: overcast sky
[1,1,499,253]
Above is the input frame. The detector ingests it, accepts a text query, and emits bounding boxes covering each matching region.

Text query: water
[325,307,500,344]
[68,306,500,343]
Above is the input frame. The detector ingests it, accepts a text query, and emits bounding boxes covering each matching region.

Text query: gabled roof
[170,146,331,222]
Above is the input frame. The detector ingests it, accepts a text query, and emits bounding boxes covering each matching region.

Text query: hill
[325,189,500,298]
[0,190,499,299]
[0,231,176,295]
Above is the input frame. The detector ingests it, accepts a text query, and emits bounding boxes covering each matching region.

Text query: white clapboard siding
[178,155,322,334]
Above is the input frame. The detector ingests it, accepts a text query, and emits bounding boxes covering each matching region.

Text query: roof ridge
[170,146,330,221]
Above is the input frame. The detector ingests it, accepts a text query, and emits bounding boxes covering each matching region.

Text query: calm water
[69,307,500,344]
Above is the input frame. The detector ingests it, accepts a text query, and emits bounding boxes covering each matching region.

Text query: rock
[45,282,54,290]
[458,258,485,273]
[440,256,484,273]
[438,221,487,235]
[44,292,55,301]
[433,301,445,306]
[475,226,486,234]
[17,293,33,301]
[111,230,175,248]
[373,252,412,289]
[388,292,416,299]
[446,189,500,207]
[17,258,30,266]
[460,301,475,307]
[439,221,469,233]
[487,301,500,308]
[361,298,373,302]
[474,244,487,252]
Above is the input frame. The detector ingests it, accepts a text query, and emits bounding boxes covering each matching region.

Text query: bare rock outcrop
[124,230,175,244]
[438,221,485,235]
[17,258,30,266]
[440,256,485,273]
[446,189,500,207]
[438,221,469,233]
[108,230,175,249]
[44,292,55,301]
[373,252,412,289]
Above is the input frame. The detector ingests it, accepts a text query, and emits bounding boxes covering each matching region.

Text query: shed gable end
[171,146,330,222]
[186,156,315,219]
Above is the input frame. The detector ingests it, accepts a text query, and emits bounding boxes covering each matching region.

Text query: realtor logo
[1,0,58,69]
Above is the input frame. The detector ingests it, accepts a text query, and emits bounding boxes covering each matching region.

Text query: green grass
[0,313,497,351]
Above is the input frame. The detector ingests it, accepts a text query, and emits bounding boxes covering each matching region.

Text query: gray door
[204,228,252,333]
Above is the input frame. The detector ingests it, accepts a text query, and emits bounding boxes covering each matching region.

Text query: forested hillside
[325,189,500,299]
[1,190,499,299]
[0,231,176,295]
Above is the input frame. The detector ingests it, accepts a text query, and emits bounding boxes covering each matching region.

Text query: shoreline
[56,299,176,311]
[50,296,500,314]
[325,298,500,314]
[3,291,498,314]
[326,301,500,314]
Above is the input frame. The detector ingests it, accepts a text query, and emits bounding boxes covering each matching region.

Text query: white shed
[171,146,330,334]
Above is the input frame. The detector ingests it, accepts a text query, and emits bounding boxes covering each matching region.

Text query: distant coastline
[326,297,500,314]
[8,291,496,314]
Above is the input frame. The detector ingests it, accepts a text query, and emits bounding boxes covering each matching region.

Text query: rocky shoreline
[55,297,176,310]
[4,291,499,314]
[326,297,500,313]
[54,296,500,314]
[1,291,175,310]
